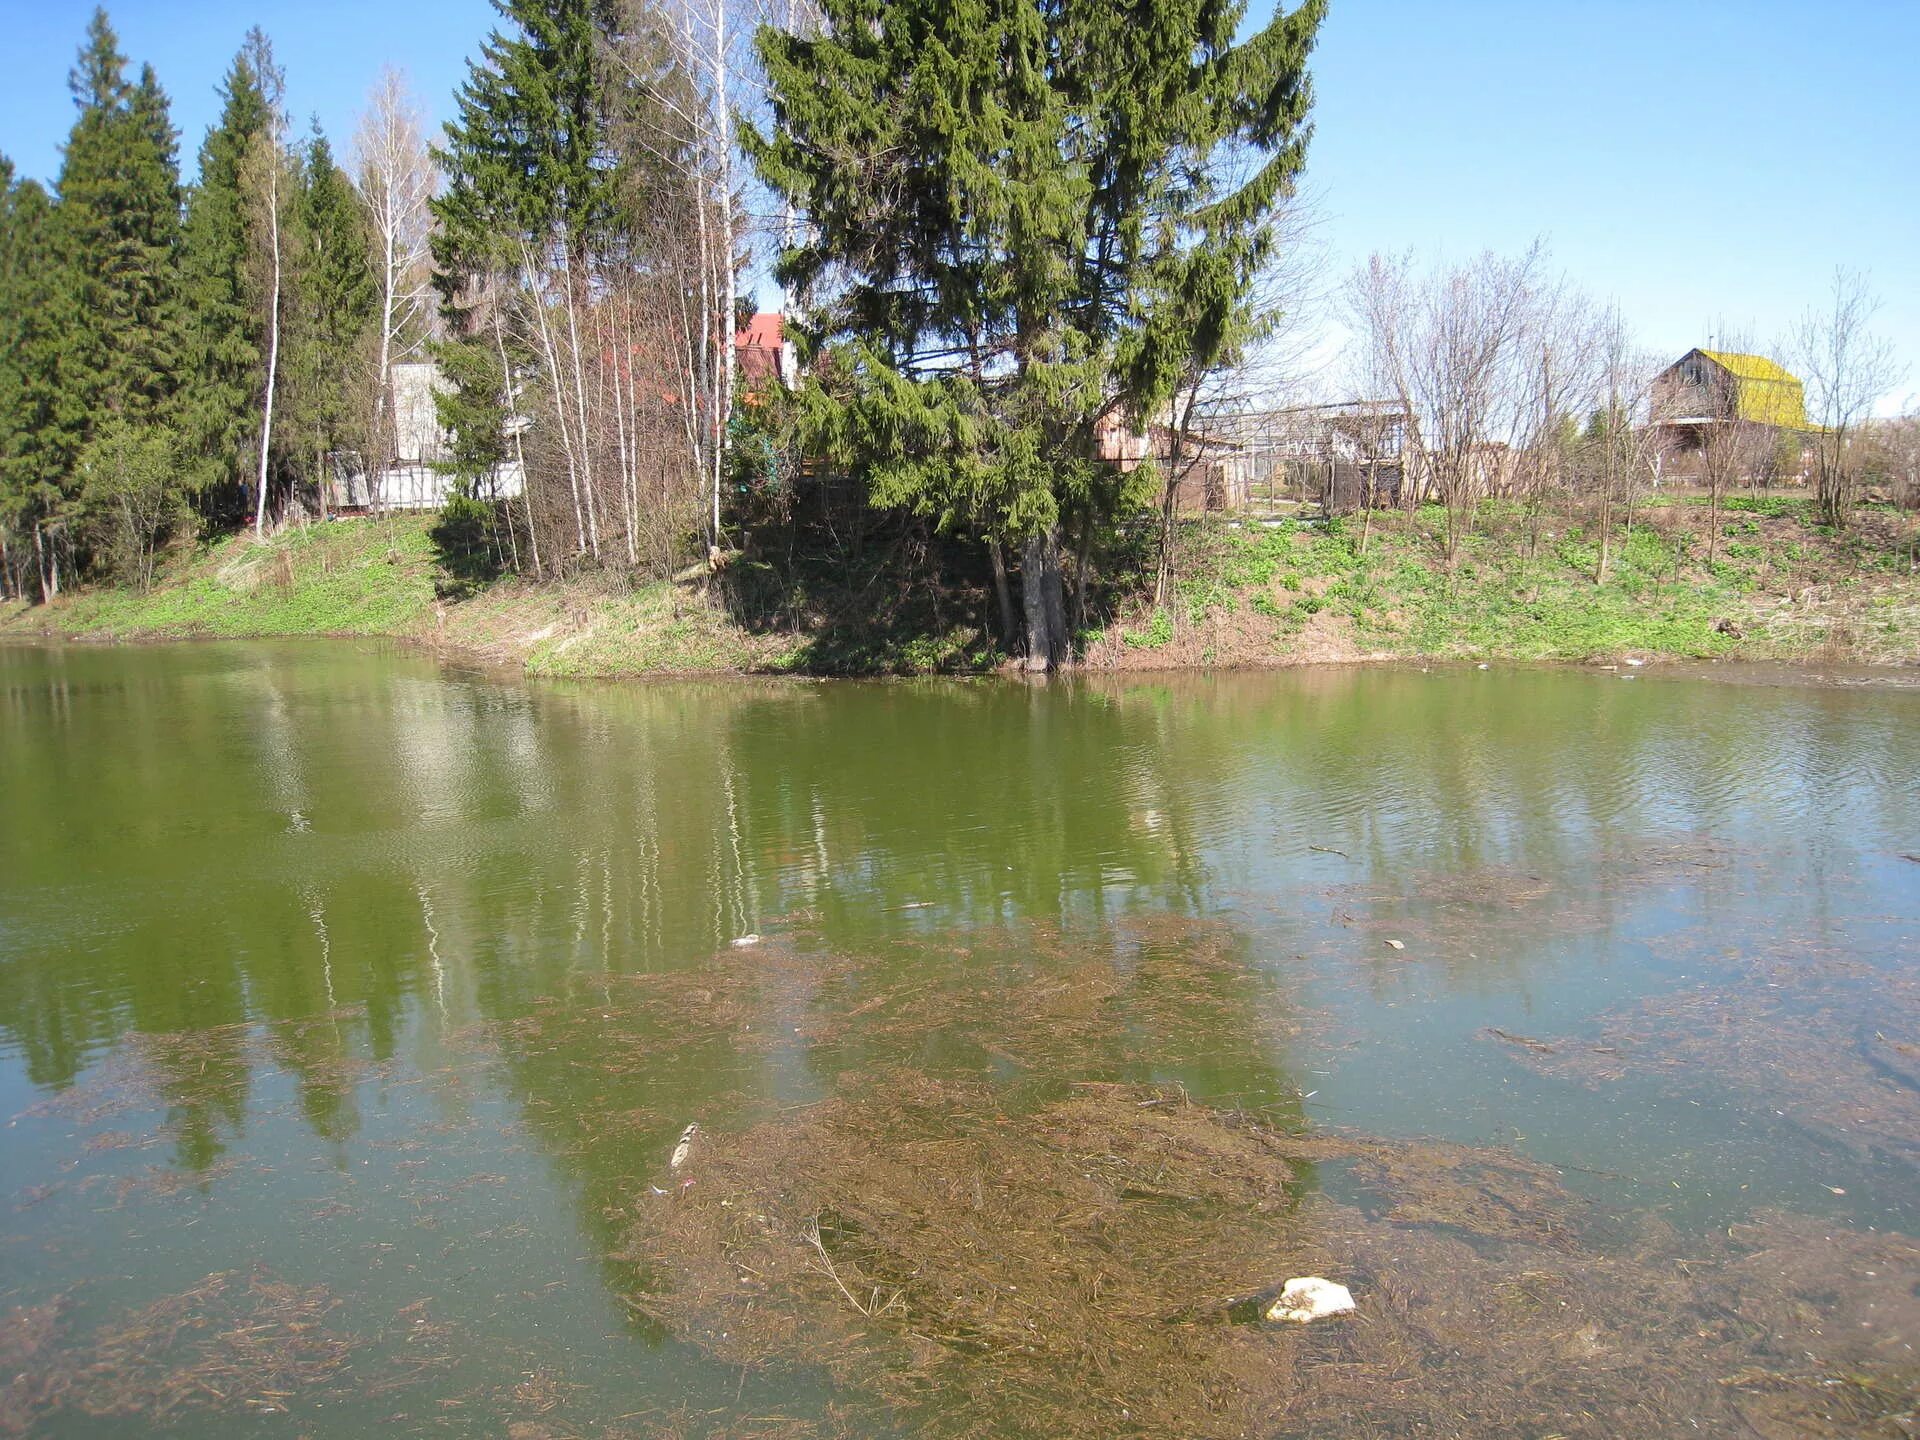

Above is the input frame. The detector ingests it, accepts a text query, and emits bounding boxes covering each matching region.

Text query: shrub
[1125,607,1175,649]
[74,420,192,592]
[429,494,502,599]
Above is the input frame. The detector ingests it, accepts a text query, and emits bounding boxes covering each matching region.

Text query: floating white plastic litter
[670,1122,699,1171]
[1266,1277,1355,1323]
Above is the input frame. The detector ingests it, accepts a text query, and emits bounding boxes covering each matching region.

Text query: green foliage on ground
[8,502,1916,675]
[6,517,439,640]
[1160,501,1919,664]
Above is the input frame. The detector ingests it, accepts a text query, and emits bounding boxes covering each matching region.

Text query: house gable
[1657,348,1811,430]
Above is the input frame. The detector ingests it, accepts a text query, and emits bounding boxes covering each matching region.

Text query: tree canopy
[747,0,1323,665]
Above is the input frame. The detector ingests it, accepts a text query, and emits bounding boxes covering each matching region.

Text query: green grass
[9,519,441,641]
[1158,501,1919,664]
[8,500,1916,674]
[1124,607,1175,649]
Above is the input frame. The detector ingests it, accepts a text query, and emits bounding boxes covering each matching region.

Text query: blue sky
[3,0,1915,409]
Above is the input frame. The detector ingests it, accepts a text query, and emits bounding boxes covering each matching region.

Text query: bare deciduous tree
[1878,412,1920,513]
[1794,268,1903,528]
[1859,410,1920,570]
[1584,310,1663,585]
[605,0,762,561]
[1347,243,1546,559]
[351,67,437,509]
[1512,277,1599,559]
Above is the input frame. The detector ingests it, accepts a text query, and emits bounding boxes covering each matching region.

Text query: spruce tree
[748,0,1324,668]
[126,63,187,420]
[51,11,184,464]
[177,45,270,513]
[432,0,624,543]
[286,127,376,503]
[0,163,71,597]
[433,0,618,276]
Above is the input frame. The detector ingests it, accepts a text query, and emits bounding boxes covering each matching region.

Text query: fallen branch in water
[802,1216,904,1321]
[1485,1027,1555,1054]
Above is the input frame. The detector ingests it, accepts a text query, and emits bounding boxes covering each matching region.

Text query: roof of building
[734,312,787,389]
[1683,349,1812,429]
[735,312,783,351]
[1698,350,1797,385]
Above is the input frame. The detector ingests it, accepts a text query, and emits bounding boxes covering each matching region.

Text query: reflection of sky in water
[0,644,1915,1436]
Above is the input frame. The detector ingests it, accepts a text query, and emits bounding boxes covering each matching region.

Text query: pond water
[1,642,1915,1438]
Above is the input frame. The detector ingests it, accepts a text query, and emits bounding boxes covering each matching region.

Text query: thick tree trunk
[1021,527,1069,673]
[987,537,1016,651]
[1071,516,1093,636]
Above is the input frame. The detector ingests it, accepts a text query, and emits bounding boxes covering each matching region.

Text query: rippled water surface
[1,642,1915,1437]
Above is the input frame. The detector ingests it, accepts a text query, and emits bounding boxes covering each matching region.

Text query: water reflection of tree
[1090,668,1893,999]
[4,646,1914,1174]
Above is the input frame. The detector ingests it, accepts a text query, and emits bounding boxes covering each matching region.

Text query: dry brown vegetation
[7,912,1916,1438]
[0,1270,360,1431]
[613,1071,1918,1439]
[561,923,1920,1439]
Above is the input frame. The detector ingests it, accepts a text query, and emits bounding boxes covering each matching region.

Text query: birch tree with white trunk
[606,0,768,560]
[351,67,437,507]
[242,29,290,537]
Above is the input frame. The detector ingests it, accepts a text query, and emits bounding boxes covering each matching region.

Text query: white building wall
[326,361,526,511]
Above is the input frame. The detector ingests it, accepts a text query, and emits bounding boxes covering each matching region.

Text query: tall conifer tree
[0,163,68,597]
[749,0,1323,667]
[125,63,187,419]
[178,45,270,511]
[52,11,184,461]
[286,127,377,498]
[433,0,617,277]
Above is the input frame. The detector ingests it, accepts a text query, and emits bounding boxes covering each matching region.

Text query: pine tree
[748,0,1324,668]
[177,44,270,515]
[50,11,184,468]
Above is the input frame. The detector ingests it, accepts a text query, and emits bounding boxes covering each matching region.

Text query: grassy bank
[1101,495,1920,669]
[0,515,799,676]
[4,495,1916,674]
